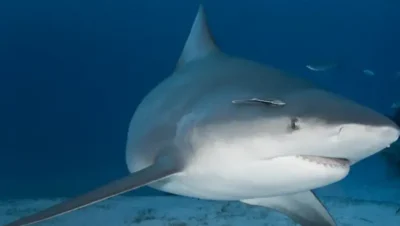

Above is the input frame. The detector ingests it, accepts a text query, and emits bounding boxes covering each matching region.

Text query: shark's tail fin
[4,155,182,226]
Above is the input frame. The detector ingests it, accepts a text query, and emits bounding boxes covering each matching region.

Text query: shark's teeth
[297,155,350,168]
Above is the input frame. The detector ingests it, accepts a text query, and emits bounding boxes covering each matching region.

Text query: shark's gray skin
[5,5,400,226]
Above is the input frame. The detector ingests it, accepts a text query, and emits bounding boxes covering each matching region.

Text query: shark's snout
[340,115,400,138]
[375,124,400,142]
[339,123,400,145]
[283,89,400,165]
[324,113,400,164]
[359,108,399,141]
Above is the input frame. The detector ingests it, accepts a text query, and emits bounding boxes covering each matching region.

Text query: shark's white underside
[149,155,350,200]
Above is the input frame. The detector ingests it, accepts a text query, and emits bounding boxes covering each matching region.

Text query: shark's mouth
[297,155,350,168]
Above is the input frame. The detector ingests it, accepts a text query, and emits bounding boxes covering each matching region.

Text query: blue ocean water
[0,0,399,210]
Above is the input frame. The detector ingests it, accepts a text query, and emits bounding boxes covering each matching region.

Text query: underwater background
[0,0,399,220]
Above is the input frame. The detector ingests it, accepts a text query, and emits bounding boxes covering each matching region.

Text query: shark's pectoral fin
[241,191,336,226]
[5,154,183,226]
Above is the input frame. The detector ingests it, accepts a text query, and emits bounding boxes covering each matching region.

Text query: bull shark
[5,4,400,226]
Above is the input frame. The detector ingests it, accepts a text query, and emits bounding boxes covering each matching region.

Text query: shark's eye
[289,117,300,131]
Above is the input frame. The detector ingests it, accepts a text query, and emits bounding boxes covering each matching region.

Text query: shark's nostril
[338,126,343,134]
[380,126,400,141]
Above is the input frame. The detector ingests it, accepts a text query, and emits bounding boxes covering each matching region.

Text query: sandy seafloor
[1,182,400,226]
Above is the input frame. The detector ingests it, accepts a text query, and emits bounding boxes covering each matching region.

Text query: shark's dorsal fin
[177,4,219,68]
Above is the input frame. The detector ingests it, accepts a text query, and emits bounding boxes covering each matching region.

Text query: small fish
[306,64,337,72]
[363,69,375,76]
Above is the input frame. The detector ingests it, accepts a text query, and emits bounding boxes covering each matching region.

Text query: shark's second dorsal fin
[176,4,219,68]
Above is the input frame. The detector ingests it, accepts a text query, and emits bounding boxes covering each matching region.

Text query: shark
[5,4,400,226]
